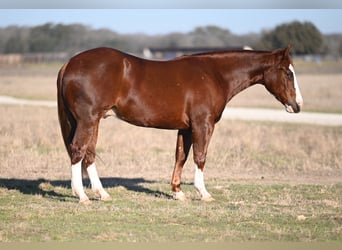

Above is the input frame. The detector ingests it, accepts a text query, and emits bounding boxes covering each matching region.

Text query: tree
[4,37,24,53]
[258,21,323,55]
[27,23,82,53]
[28,23,57,52]
[2,26,30,53]
[339,41,342,57]
[189,26,233,47]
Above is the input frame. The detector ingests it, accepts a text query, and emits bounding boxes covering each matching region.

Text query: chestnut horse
[57,45,303,203]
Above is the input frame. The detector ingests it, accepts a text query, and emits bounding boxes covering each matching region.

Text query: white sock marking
[289,64,303,108]
[87,163,110,200]
[194,167,211,199]
[71,161,89,202]
[87,163,103,191]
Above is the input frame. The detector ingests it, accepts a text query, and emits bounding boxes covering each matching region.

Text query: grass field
[0,105,341,242]
[1,179,341,242]
[0,61,341,242]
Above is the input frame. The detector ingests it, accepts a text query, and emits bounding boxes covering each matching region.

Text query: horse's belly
[113,103,189,130]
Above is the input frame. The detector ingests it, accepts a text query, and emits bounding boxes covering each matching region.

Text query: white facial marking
[71,160,89,202]
[87,163,110,200]
[289,64,304,108]
[194,167,212,200]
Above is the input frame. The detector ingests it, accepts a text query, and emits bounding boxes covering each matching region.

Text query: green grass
[0,180,341,242]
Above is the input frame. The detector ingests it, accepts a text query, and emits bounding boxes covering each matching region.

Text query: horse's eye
[286,72,293,79]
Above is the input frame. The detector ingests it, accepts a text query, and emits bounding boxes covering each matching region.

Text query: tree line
[1,21,341,57]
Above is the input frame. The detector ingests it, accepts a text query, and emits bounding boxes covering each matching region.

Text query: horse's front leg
[171,129,192,200]
[192,118,215,201]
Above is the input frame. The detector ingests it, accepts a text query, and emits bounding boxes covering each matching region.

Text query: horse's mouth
[285,103,300,113]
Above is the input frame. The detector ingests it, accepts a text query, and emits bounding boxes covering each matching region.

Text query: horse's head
[263,45,303,113]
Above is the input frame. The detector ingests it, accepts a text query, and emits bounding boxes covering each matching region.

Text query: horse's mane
[172,49,271,61]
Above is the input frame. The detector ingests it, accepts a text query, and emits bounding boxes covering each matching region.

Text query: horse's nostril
[294,103,301,113]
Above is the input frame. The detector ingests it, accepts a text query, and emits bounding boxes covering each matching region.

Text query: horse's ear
[284,45,292,57]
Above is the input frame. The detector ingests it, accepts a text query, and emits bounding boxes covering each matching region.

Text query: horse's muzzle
[285,101,301,113]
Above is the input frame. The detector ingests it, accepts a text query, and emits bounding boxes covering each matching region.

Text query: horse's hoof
[94,189,112,202]
[201,196,215,202]
[79,198,92,205]
[101,195,112,202]
[173,191,187,201]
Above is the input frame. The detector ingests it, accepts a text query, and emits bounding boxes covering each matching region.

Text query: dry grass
[0,105,341,183]
[0,75,56,101]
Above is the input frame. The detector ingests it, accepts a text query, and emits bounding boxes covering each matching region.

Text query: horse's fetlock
[171,182,181,192]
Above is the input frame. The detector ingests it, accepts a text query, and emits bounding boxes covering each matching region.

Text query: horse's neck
[213,52,272,102]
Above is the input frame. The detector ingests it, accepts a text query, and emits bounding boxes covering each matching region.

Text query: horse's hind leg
[83,121,111,201]
[70,120,94,203]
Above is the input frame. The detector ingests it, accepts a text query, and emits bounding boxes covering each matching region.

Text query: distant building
[143,46,253,59]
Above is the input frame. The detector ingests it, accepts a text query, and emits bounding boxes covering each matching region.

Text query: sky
[1,0,342,8]
[0,9,341,35]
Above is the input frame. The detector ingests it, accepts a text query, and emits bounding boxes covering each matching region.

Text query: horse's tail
[57,62,75,159]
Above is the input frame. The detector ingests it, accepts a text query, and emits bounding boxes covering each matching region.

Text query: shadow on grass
[0,177,173,201]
